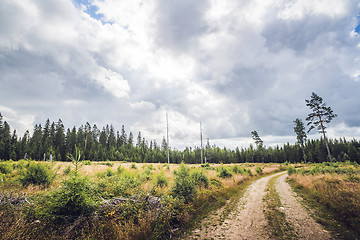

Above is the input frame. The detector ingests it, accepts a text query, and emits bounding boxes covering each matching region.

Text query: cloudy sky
[1,0,360,149]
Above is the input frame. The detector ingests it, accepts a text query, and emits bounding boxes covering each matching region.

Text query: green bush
[255,166,263,175]
[130,163,137,169]
[210,178,222,188]
[217,164,232,178]
[247,169,253,176]
[49,175,96,216]
[154,171,168,188]
[287,166,296,175]
[98,172,141,198]
[19,162,54,187]
[172,163,196,200]
[63,165,71,175]
[201,163,211,168]
[146,164,155,170]
[117,165,125,174]
[49,146,96,217]
[0,162,12,174]
[106,168,115,177]
[104,161,114,167]
[83,160,92,165]
[141,168,153,181]
[191,168,209,188]
[14,160,27,170]
[231,165,244,174]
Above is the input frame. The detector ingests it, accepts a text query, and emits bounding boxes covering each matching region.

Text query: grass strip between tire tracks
[263,173,296,240]
[182,171,285,239]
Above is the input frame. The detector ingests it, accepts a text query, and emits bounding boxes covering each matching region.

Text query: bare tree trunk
[301,143,306,163]
[318,112,332,162]
[322,132,332,162]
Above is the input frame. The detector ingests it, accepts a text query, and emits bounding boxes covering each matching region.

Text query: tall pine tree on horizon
[305,92,337,162]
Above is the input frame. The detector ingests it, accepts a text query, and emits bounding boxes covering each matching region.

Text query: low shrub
[141,168,153,181]
[154,171,168,188]
[287,166,296,175]
[49,175,96,217]
[49,147,96,217]
[217,165,232,178]
[14,160,27,170]
[210,178,222,188]
[104,161,114,167]
[172,163,196,201]
[19,162,55,187]
[106,168,115,177]
[201,163,211,169]
[83,160,92,165]
[117,165,125,174]
[63,165,71,175]
[0,162,12,174]
[131,163,137,169]
[146,164,155,170]
[231,165,244,174]
[98,172,141,198]
[255,166,263,175]
[191,168,209,188]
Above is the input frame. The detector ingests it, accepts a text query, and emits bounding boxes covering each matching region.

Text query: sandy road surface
[275,173,332,239]
[187,172,333,240]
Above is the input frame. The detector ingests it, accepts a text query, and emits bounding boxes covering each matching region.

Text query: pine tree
[251,130,263,148]
[306,92,337,162]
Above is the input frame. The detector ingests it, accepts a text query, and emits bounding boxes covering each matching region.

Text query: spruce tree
[293,118,307,162]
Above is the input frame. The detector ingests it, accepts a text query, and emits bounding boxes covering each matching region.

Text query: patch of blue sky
[355,15,360,33]
[72,0,112,24]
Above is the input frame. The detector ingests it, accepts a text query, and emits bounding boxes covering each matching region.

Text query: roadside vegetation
[0,157,280,240]
[287,162,360,239]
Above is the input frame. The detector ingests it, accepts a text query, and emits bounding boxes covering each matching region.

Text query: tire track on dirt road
[188,172,283,240]
[275,173,333,239]
[187,172,333,240]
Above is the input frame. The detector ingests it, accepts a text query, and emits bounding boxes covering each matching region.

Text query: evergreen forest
[0,114,359,164]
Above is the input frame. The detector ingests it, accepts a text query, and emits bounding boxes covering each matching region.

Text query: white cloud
[0,0,360,149]
[92,67,130,98]
[277,0,350,20]
[327,122,360,139]
[0,105,35,135]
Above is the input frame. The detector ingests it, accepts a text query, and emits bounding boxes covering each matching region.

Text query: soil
[187,172,333,240]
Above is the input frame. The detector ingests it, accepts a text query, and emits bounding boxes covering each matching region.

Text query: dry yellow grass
[288,171,360,237]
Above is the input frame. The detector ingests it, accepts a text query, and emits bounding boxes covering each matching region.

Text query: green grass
[263,174,295,240]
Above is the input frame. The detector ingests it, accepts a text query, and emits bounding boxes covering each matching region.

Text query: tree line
[0,113,359,164]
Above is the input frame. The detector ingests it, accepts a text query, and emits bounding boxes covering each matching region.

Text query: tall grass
[288,163,360,237]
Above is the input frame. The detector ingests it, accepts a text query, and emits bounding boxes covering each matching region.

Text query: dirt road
[187,172,333,240]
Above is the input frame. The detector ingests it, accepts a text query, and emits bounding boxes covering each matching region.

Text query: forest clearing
[0,159,359,239]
